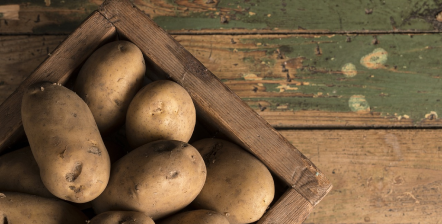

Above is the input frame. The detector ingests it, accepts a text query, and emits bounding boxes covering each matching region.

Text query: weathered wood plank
[2,33,442,127]
[175,33,442,127]
[1,0,442,34]
[280,129,442,223]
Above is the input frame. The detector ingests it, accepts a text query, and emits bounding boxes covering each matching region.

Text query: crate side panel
[258,188,314,224]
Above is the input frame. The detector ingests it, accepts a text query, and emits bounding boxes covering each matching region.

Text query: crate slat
[258,188,313,224]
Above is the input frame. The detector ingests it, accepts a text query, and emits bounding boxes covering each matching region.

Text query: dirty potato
[74,40,146,135]
[191,138,275,224]
[158,210,229,224]
[89,211,155,224]
[92,140,206,220]
[0,191,87,224]
[126,80,196,149]
[21,82,111,203]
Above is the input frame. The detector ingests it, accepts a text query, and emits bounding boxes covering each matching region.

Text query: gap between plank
[1,30,442,36]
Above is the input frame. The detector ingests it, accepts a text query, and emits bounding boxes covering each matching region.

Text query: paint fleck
[276,84,298,92]
[267,14,271,17]
[425,111,438,120]
[249,12,256,16]
[45,0,51,6]
[277,104,288,109]
[360,48,388,69]
[243,74,263,81]
[348,95,370,113]
[436,11,442,22]
[341,63,357,77]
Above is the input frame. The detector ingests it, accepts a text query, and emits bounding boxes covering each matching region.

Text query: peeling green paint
[348,95,370,112]
[6,0,442,34]
[153,17,268,31]
[223,34,442,123]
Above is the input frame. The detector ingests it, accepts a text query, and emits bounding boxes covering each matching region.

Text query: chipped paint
[243,74,263,81]
[0,5,19,20]
[276,84,298,92]
[360,48,388,69]
[277,104,289,109]
[341,63,357,77]
[348,95,370,113]
[425,111,438,119]
[249,11,256,16]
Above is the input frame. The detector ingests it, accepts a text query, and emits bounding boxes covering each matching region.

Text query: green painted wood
[1,34,442,127]
[1,0,442,34]
[171,33,442,126]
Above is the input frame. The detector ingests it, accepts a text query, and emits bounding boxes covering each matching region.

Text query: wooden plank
[2,33,442,128]
[280,129,442,223]
[173,33,442,128]
[0,35,66,106]
[258,188,313,224]
[99,0,331,210]
[0,11,116,153]
[1,0,442,34]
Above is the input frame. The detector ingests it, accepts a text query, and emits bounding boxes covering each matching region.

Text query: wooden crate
[0,0,332,223]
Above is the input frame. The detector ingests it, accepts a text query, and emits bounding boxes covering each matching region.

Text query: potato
[74,40,146,135]
[126,80,196,148]
[158,210,229,224]
[0,147,54,198]
[191,138,275,224]
[0,191,87,224]
[92,140,206,220]
[21,82,111,203]
[89,211,155,224]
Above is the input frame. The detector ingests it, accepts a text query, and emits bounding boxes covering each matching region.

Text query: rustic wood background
[1,0,442,223]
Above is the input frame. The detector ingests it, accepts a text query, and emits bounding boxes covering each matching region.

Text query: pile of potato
[0,41,275,224]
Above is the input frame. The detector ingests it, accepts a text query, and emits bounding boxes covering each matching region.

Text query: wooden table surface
[1,0,442,223]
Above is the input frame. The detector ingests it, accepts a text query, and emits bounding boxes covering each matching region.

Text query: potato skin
[191,139,275,224]
[0,147,55,198]
[89,211,155,224]
[0,191,87,224]
[21,82,111,203]
[75,40,146,135]
[158,210,229,224]
[126,80,196,149]
[92,140,206,220]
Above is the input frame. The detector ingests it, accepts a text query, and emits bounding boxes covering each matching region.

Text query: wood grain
[1,0,442,34]
[258,188,313,224]
[0,11,116,153]
[3,33,442,128]
[99,0,331,210]
[280,129,442,223]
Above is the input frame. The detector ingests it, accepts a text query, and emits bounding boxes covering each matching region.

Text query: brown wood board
[280,129,442,223]
[258,188,313,224]
[0,11,116,153]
